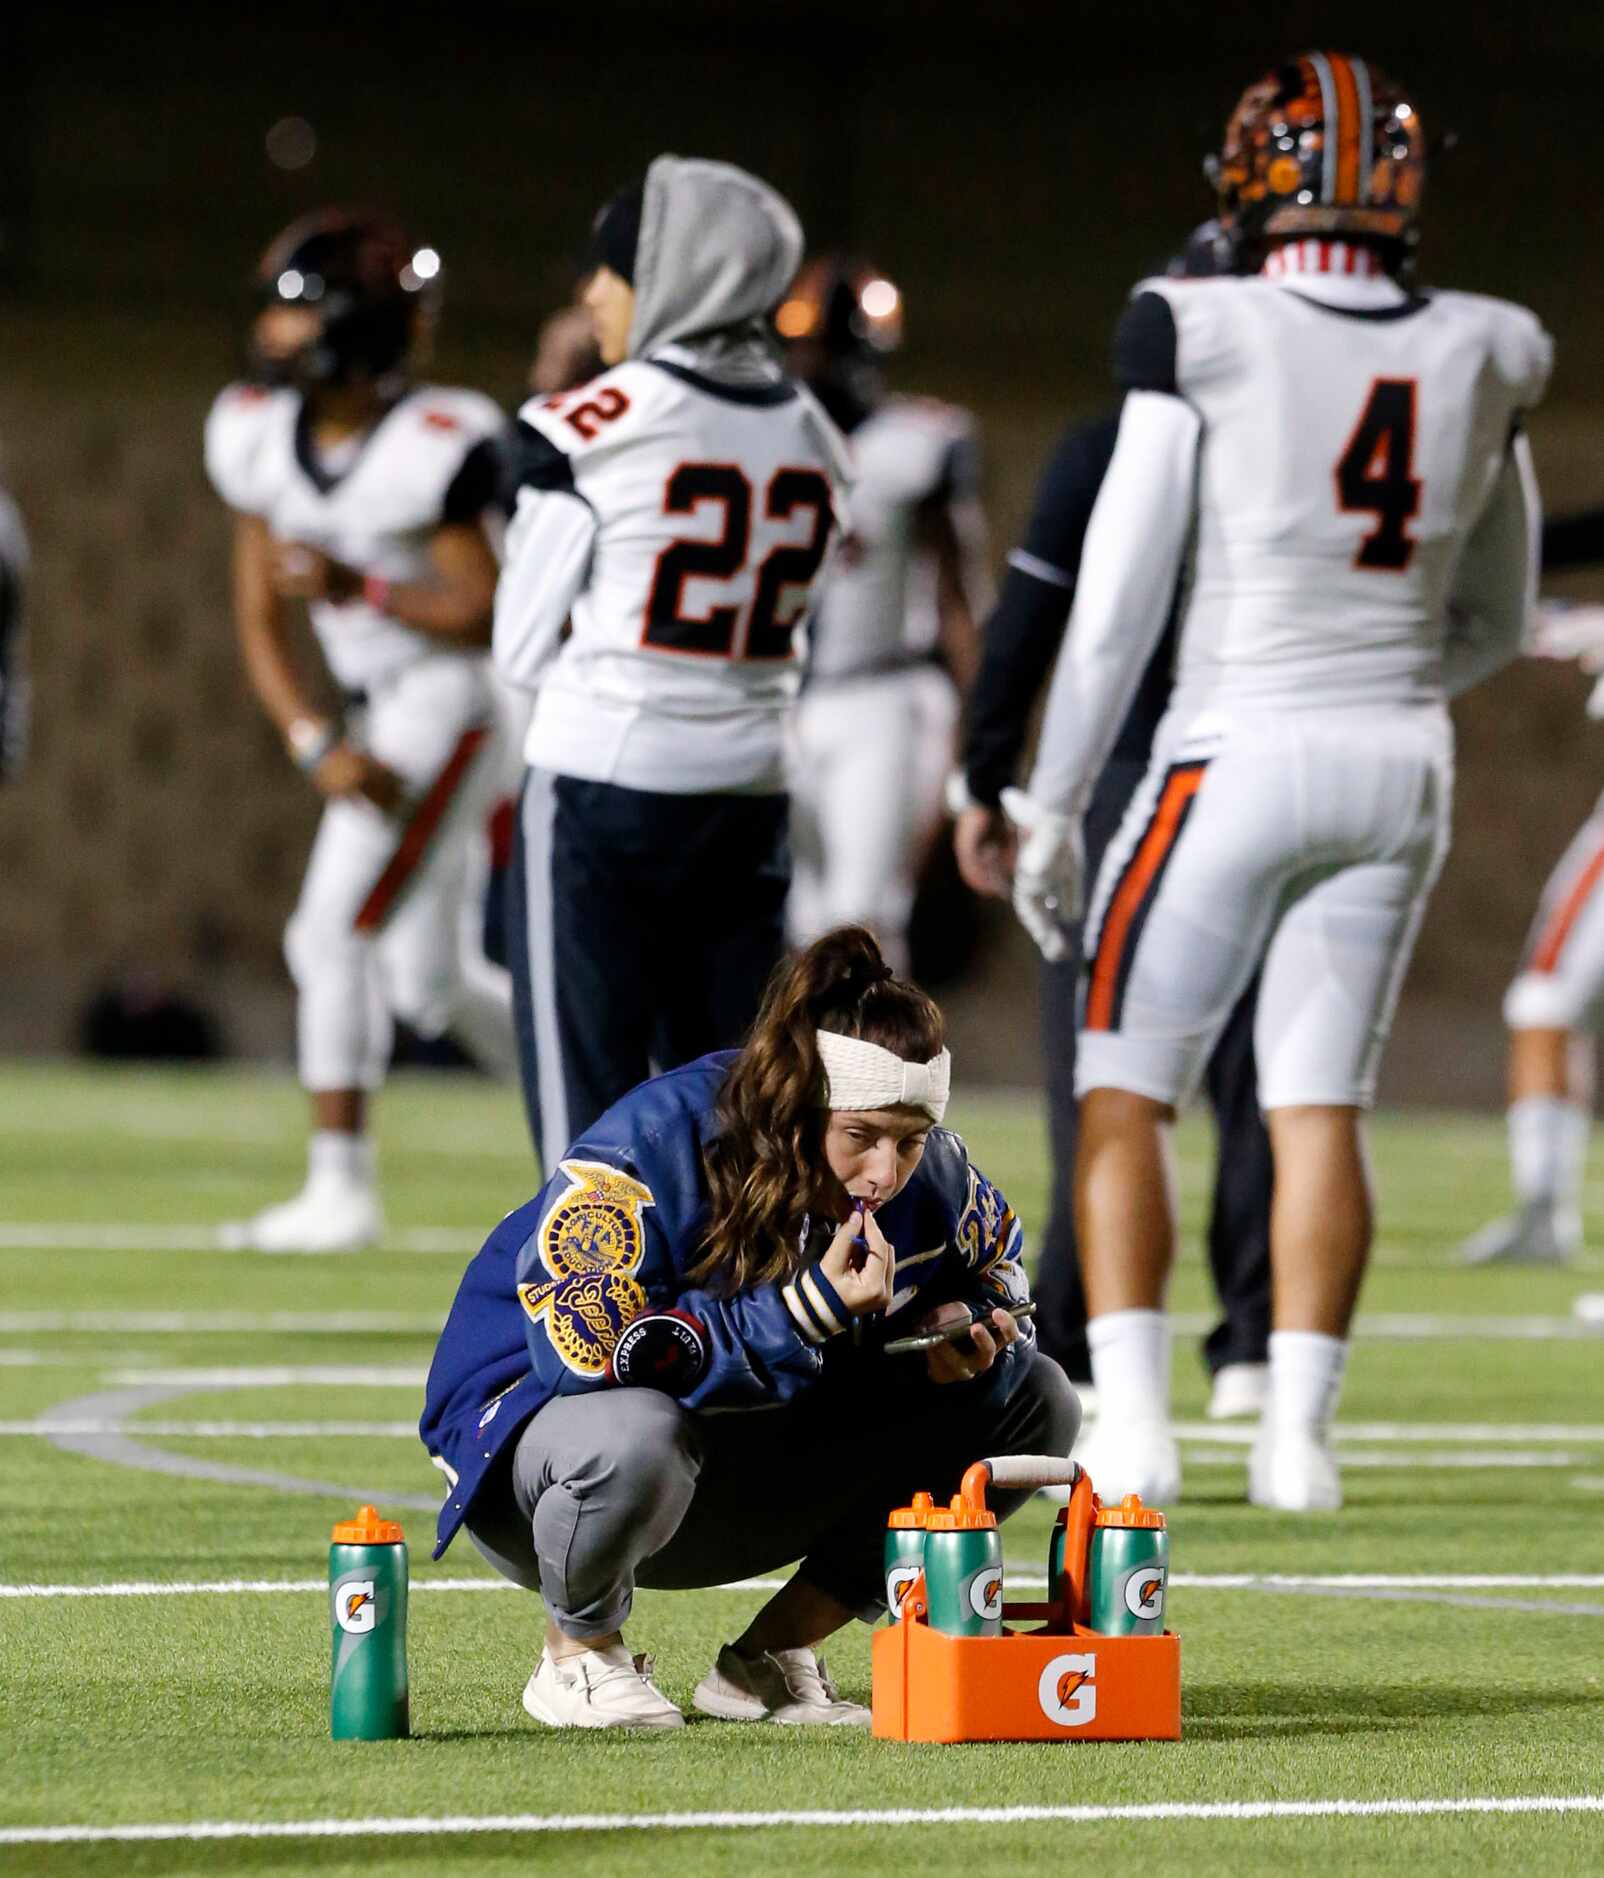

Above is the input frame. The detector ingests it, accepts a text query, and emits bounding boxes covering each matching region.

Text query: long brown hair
[693,926,946,1293]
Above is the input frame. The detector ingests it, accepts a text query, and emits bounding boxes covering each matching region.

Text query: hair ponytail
[692,926,945,1292]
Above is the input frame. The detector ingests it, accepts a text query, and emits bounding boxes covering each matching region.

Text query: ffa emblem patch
[517,1161,655,1377]
[955,1167,1009,1269]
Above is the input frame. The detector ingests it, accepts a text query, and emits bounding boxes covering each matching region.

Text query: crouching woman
[420,927,1081,1729]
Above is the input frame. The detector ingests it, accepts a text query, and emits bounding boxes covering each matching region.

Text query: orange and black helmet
[774,255,903,361]
[1208,54,1425,265]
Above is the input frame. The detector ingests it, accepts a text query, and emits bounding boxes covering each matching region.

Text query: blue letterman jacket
[418,1052,1032,1558]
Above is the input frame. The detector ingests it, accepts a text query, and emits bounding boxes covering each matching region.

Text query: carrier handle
[961,1455,1082,1507]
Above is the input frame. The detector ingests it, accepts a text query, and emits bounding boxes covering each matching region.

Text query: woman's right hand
[818,1205,895,1316]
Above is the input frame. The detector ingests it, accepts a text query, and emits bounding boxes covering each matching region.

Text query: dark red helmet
[252,208,440,387]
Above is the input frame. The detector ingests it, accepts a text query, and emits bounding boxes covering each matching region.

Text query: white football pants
[787,665,957,972]
[1504,787,1604,1031]
[284,652,514,1092]
[1076,703,1453,1111]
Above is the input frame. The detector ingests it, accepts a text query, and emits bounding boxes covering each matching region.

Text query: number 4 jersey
[1127,264,1552,715]
[494,350,852,795]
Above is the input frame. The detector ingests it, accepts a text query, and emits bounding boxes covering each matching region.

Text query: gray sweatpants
[464,1350,1081,1640]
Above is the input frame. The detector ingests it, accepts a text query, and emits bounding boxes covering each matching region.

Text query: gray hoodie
[626,155,803,381]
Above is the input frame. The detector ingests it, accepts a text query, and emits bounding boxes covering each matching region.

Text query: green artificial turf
[1,1063,1601,1876]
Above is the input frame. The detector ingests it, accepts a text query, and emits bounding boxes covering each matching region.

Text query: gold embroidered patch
[517,1161,656,1377]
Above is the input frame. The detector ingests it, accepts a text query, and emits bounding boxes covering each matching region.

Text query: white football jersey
[1142,274,1552,712]
[204,382,505,692]
[497,354,850,794]
[807,397,979,682]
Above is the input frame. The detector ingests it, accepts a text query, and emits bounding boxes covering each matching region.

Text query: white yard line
[0,1312,442,1334]
[2,1795,1601,1844]
[102,1366,429,1387]
[7,1414,1604,1456]
[0,1224,475,1255]
[0,1420,423,1437]
[5,1572,1602,1601]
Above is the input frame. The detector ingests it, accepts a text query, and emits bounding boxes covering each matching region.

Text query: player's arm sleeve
[491,420,598,692]
[439,435,504,527]
[1541,506,1604,573]
[1443,431,1541,696]
[1026,383,1200,814]
[961,417,1119,806]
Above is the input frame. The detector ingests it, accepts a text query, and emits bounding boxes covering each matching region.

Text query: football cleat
[218,1177,382,1255]
[1073,1418,1181,1506]
[1208,1362,1270,1420]
[1458,1201,1579,1266]
[692,1643,869,1726]
[522,1645,684,1730]
[1248,1425,1343,1512]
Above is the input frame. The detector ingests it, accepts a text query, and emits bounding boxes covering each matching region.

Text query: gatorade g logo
[886,1566,921,1614]
[1124,1565,1166,1621]
[1037,1651,1098,1727]
[967,1567,1003,1621]
[334,1578,377,1634]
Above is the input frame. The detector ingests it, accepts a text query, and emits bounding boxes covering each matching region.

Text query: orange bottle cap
[925,1494,997,1532]
[1094,1492,1167,1531]
[331,1503,405,1544]
[887,1490,936,1529]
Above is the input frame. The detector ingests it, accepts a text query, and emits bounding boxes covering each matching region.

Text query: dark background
[3,3,1603,1099]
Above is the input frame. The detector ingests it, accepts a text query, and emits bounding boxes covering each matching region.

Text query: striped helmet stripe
[1306,52,1340,203]
[1352,55,1375,204]
[1326,53,1364,204]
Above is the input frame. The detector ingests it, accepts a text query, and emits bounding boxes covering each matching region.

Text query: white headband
[816,1029,951,1123]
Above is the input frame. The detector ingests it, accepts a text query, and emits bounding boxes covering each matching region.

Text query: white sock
[1508,1096,1588,1212]
[1266,1330,1347,1438]
[1087,1309,1171,1430]
[308,1130,375,1186]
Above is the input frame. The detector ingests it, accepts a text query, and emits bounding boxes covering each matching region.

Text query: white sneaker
[1074,1419,1181,1505]
[1248,1425,1342,1512]
[1458,1201,1579,1266]
[692,1643,869,1726]
[219,1178,383,1254]
[522,1644,684,1730]
[1208,1362,1270,1421]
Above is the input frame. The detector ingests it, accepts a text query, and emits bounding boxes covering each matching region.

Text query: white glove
[1531,602,1604,670]
[1001,787,1083,963]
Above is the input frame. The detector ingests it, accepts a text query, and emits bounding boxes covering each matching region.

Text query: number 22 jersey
[1129,262,1552,715]
[493,349,852,795]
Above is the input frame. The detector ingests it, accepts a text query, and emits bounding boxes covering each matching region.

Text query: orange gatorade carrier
[871,1455,1181,1744]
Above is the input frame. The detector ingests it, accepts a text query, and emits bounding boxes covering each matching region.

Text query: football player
[0,462,28,785]
[779,257,991,972]
[951,224,1272,1423]
[1459,516,1604,1264]
[1004,55,1550,1509]
[495,156,851,1173]
[205,209,515,1252]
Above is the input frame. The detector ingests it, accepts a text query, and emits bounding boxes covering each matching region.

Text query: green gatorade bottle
[329,1504,409,1739]
[884,1490,935,1619]
[1087,1493,1168,1636]
[922,1497,1004,1638]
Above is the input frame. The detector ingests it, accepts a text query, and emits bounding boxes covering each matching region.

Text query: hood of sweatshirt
[627,155,804,375]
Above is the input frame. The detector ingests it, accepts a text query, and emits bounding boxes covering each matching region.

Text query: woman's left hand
[920,1302,1021,1386]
